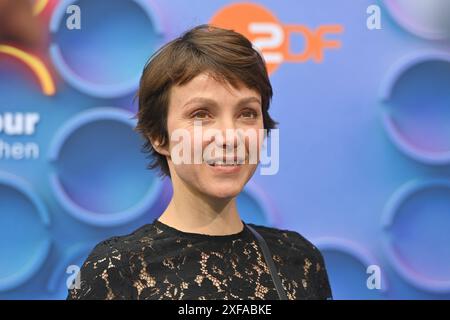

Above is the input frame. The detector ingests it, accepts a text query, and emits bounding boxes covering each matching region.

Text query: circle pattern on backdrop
[380,52,450,164]
[384,0,450,40]
[49,0,165,98]
[48,108,163,227]
[382,179,450,293]
[0,172,52,291]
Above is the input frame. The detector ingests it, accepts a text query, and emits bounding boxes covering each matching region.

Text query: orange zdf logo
[210,3,344,74]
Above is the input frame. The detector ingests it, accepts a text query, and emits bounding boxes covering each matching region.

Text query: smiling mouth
[205,159,246,167]
[207,162,241,167]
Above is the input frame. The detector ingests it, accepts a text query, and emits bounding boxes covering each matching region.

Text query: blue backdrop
[1,0,450,299]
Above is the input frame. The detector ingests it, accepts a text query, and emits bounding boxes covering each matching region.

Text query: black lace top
[67,218,332,300]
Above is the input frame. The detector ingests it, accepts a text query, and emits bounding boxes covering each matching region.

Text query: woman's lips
[206,161,243,174]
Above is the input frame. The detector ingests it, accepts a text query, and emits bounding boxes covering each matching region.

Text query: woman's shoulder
[245,222,333,300]
[67,223,159,299]
[86,223,159,259]
[245,222,323,258]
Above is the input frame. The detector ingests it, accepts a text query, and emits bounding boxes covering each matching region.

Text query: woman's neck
[157,178,244,236]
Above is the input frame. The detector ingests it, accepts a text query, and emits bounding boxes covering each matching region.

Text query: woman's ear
[149,135,171,157]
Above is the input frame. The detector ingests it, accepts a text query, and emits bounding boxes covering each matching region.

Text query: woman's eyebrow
[183,97,217,108]
[182,96,261,108]
[236,96,261,107]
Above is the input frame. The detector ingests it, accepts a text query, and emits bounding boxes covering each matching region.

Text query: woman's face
[163,72,264,200]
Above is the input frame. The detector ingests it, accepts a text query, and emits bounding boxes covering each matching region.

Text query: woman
[67,24,332,300]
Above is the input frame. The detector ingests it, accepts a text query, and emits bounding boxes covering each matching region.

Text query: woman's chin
[203,184,243,200]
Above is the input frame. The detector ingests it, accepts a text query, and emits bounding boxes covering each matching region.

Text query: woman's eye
[192,110,210,119]
[240,110,258,119]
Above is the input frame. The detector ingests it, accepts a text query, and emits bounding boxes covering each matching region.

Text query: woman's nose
[214,118,240,149]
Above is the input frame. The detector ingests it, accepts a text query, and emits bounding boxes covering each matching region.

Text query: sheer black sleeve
[282,229,333,300]
[66,238,137,300]
[309,246,333,300]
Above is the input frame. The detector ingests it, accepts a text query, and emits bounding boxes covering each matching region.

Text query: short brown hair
[135,24,277,177]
